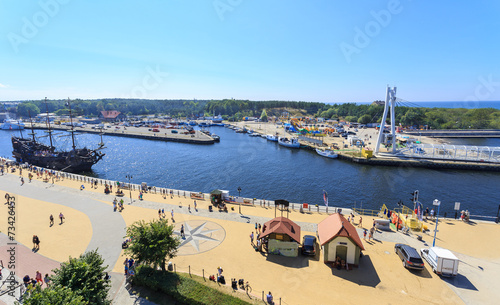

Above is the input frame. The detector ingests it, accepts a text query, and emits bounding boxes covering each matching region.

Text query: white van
[420,247,459,277]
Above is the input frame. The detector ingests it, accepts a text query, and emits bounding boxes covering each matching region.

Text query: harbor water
[1,127,499,218]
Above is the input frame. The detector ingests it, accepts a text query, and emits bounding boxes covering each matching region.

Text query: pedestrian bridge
[397,143,500,163]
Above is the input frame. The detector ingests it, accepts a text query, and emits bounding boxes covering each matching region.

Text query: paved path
[0,174,127,272]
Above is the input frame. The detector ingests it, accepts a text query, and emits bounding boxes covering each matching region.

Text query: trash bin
[167,262,173,271]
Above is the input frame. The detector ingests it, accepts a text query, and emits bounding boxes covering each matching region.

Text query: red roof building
[259,217,301,257]
[318,213,364,266]
[99,111,124,122]
[260,217,301,243]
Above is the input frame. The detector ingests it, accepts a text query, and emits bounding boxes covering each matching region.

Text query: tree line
[5,99,500,129]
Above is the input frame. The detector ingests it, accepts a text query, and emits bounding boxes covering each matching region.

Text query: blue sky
[1,0,499,103]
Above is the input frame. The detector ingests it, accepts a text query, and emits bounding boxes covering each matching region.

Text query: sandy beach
[1,164,499,305]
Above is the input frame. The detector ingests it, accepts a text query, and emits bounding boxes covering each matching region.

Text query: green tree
[125,219,180,272]
[18,285,87,305]
[260,109,268,122]
[51,250,110,305]
[17,102,41,117]
[400,108,424,126]
[344,115,358,123]
[358,114,371,124]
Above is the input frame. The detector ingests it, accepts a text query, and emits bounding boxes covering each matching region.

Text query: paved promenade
[1,168,500,304]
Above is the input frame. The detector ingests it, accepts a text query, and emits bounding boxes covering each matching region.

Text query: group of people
[460,210,470,222]
[23,271,50,288]
[124,258,136,276]
[250,222,266,252]
[363,222,376,241]
[113,198,125,212]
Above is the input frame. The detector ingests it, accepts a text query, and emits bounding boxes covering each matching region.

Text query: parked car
[301,235,317,256]
[395,244,425,270]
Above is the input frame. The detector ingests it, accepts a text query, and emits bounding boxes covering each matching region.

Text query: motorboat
[315,148,338,159]
[266,134,279,142]
[278,137,300,148]
[1,119,25,130]
[211,134,220,142]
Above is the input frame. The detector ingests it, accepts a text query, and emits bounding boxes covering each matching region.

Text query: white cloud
[0,83,9,88]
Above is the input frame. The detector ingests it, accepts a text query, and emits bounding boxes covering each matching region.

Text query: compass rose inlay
[174,220,226,255]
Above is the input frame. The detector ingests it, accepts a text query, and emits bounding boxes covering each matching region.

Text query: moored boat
[266,134,278,142]
[11,98,105,172]
[1,119,25,130]
[315,148,338,159]
[278,137,300,148]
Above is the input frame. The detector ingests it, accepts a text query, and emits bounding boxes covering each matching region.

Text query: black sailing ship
[11,98,105,173]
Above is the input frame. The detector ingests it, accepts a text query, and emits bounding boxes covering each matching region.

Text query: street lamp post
[432,199,441,247]
[126,175,133,205]
[237,186,242,214]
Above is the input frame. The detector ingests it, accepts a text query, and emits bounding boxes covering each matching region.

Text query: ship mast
[44,97,54,149]
[67,98,76,150]
[28,110,36,142]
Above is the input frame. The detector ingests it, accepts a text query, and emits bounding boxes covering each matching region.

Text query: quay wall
[30,125,215,145]
[402,129,500,138]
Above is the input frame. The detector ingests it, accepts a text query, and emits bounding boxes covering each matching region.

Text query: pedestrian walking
[33,235,40,250]
[358,216,362,228]
[369,227,375,241]
[363,228,367,240]
[255,222,258,231]
[49,214,54,226]
[194,200,197,211]
[44,274,50,287]
[158,209,162,219]
[35,271,43,285]
[21,177,24,186]
[250,231,254,245]
[162,208,165,217]
[188,204,191,213]
[171,209,174,221]
[180,224,185,238]
[59,212,65,224]
[258,223,261,234]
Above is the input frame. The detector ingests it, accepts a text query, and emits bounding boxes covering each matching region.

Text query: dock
[30,124,215,145]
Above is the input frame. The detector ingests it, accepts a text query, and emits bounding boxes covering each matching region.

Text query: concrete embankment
[403,129,500,138]
[338,154,500,171]
[31,124,215,144]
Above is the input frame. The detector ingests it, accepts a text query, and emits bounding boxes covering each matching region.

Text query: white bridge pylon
[375,86,397,155]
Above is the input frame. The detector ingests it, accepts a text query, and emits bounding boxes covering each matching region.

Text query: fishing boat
[211,134,220,142]
[315,148,338,159]
[1,119,25,130]
[266,134,279,142]
[278,137,300,148]
[11,98,105,172]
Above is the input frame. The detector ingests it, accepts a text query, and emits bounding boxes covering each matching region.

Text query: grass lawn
[131,266,263,305]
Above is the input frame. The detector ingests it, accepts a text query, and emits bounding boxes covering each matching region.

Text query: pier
[30,124,215,144]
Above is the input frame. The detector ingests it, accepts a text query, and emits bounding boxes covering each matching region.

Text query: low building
[318,213,365,267]
[259,217,301,257]
[100,111,125,122]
